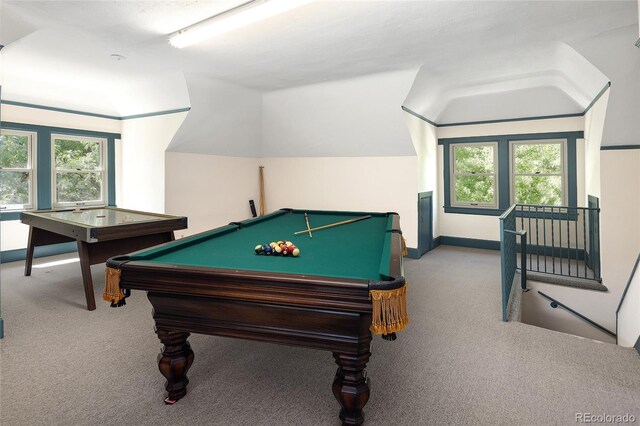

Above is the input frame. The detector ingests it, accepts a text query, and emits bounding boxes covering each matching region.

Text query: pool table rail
[106,256,375,313]
[149,291,373,355]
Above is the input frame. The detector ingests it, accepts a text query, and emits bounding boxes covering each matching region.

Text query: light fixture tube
[169,0,313,48]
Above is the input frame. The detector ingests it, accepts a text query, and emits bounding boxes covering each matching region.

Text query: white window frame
[509,139,567,206]
[450,142,499,209]
[51,134,107,208]
[0,129,37,211]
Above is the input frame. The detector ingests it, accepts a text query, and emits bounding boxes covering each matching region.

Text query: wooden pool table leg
[332,350,371,426]
[156,329,194,404]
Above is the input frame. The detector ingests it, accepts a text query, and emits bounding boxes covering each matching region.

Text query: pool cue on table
[304,213,313,238]
[294,215,372,235]
[258,166,265,216]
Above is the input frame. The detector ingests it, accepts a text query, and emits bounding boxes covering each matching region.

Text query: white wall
[617,257,640,347]
[0,221,30,252]
[1,103,121,134]
[436,116,584,140]
[261,157,418,248]
[119,112,187,213]
[0,103,121,252]
[165,152,260,236]
[583,90,610,200]
[404,112,440,237]
[436,116,585,241]
[598,149,640,332]
[259,70,420,247]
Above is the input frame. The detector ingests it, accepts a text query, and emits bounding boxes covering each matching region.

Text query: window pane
[515,175,562,206]
[514,143,562,174]
[455,176,495,204]
[54,139,101,170]
[56,172,102,202]
[0,171,30,205]
[0,134,29,168]
[454,145,494,174]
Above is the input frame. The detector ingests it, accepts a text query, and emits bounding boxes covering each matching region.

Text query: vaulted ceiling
[1,1,638,141]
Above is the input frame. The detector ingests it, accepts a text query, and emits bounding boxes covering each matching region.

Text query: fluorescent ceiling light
[169,0,313,48]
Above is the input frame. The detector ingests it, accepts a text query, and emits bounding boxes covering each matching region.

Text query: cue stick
[294,215,372,235]
[304,213,313,238]
[258,166,265,216]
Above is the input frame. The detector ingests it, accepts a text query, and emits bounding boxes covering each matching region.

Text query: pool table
[21,207,187,310]
[105,208,407,425]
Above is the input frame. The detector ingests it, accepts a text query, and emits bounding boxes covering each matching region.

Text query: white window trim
[0,129,37,211]
[509,139,568,206]
[51,133,108,208]
[450,142,499,209]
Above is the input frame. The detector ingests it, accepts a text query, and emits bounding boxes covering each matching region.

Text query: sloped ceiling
[403,42,610,125]
[0,27,190,116]
[0,1,638,144]
[166,73,262,156]
[572,24,640,146]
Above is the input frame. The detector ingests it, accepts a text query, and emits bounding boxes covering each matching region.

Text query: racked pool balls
[254,240,300,257]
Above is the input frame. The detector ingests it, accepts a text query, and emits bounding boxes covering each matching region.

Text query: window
[451,143,498,208]
[52,134,107,207]
[511,139,565,206]
[0,129,36,211]
[440,131,580,215]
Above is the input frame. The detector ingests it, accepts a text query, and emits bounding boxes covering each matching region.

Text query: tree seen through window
[0,132,33,208]
[452,144,497,206]
[512,142,563,206]
[53,137,104,205]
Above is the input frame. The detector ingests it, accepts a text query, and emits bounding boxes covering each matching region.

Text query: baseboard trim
[0,242,77,263]
[432,236,441,249]
[406,248,421,259]
[440,236,500,250]
[435,236,588,259]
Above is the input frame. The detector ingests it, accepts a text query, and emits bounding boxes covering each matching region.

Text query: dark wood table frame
[21,207,187,310]
[106,213,405,425]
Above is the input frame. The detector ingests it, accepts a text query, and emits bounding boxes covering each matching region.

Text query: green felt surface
[131,210,393,281]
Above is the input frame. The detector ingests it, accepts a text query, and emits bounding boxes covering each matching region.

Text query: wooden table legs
[24,226,73,277]
[332,351,372,426]
[152,327,373,426]
[76,241,97,311]
[156,329,194,404]
[24,227,36,277]
[24,227,175,310]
